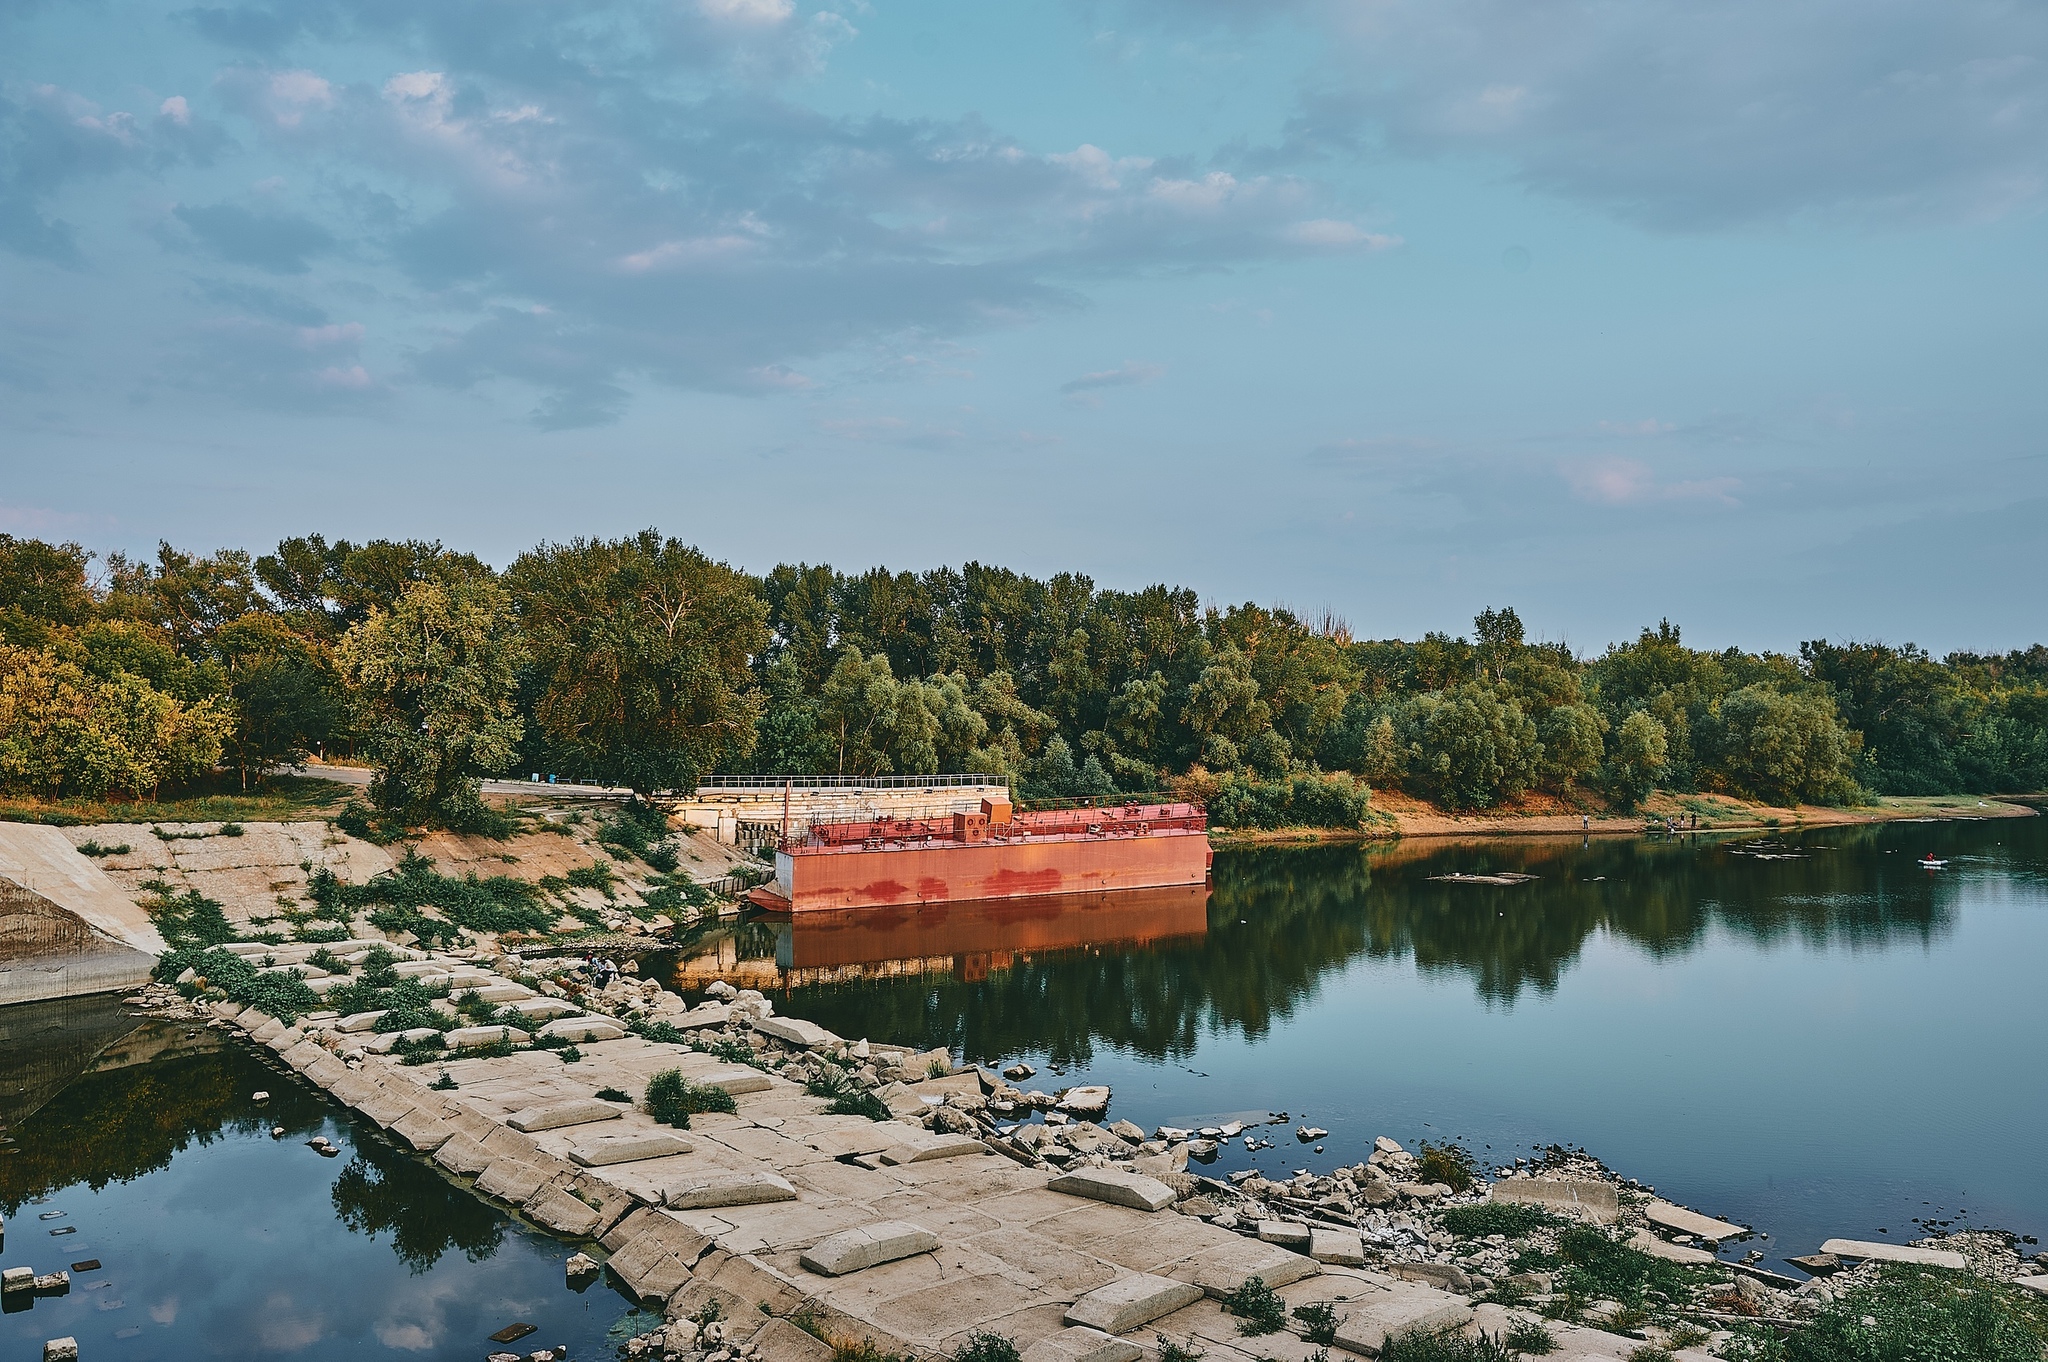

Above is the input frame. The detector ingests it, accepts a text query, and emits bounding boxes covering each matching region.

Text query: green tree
[508,531,767,795]
[1398,683,1542,809]
[0,535,95,645]
[0,643,229,799]
[1712,685,1862,805]
[1605,709,1669,810]
[102,542,263,659]
[337,576,525,830]
[1537,701,1606,790]
[212,614,343,787]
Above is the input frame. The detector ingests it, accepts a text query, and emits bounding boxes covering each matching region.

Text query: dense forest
[2,531,2043,830]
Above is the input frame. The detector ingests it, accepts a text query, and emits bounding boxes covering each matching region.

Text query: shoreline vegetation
[4,532,2047,845]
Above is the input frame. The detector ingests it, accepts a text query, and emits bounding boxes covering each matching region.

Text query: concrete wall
[0,824,165,1006]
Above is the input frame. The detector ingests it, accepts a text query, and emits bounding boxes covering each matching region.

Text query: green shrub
[1223,1275,1288,1335]
[1625,1348,1673,1362]
[595,1087,631,1103]
[1294,1301,1339,1346]
[154,946,319,1023]
[644,1068,738,1128]
[806,1064,892,1122]
[1416,1142,1475,1193]
[76,839,130,857]
[566,859,617,899]
[1504,1320,1556,1355]
[308,850,555,941]
[953,1332,1021,1362]
[1555,1226,1696,1308]
[1440,1201,1555,1238]
[1208,771,1370,830]
[1153,1338,1204,1362]
[218,821,244,837]
[430,1071,458,1090]
[333,800,405,845]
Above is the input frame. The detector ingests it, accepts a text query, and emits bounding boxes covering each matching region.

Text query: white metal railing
[692,774,1003,795]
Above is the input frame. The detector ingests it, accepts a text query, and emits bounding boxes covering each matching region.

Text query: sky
[3,0,2045,656]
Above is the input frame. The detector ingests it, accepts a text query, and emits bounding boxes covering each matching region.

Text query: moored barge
[753,797,1210,912]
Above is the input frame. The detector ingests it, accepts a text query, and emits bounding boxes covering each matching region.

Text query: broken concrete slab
[753,1016,841,1050]
[432,1133,493,1176]
[1047,1168,1177,1212]
[1820,1239,1968,1270]
[1309,1228,1366,1266]
[799,1220,940,1276]
[1488,1179,1619,1224]
[876,1131,985,1164]
[1646,1199,1748,1243]
[390,1109,455,1152]
[1630,1229,1717,1264]
[1257,1220,1312,1249]
[506,1099,626,1133]
[1064,1273,1205,1334]
[663,1170,799,1210]
[537,1016,627,1044]
[525,1185,606,1237]
[445,1024,520,1049]
[508,997,582,1020]
[475,1159,549,1205]
[1332,1294,1475,1357]
[1020,1327,1143,1362]
[1176,1235,1322,1299]
[570,1130,694,1167]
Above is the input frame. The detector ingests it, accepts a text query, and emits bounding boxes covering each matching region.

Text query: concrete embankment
[0,825,163,1006]
[175,948,1721,1362]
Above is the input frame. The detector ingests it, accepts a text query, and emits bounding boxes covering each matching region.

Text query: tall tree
[508,531,767,796]
[213,614,343,788]
[337,576,525,829]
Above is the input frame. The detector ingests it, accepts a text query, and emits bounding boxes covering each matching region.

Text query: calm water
[0,1009,642,1361]
[669,813,2048,1270]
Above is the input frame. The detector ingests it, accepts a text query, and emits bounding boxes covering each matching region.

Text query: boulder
[44,1340,79,1362]
[507,1099,626,1133]
[1065,1273,1204,1334]
[1390,1262,1473,1293]
[1058,1085,1111,1119]
[537,1017,627,1044]
[799,1221,940,1276]
[1047,1168,1177,1212]
[753,1016,841,1050]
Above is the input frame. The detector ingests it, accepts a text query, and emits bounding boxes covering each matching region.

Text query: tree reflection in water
[745,823,1979,1066]
[330,1131,507,1273]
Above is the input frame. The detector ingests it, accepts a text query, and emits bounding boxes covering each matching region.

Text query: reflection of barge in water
[751,797,1211,913]
[665,883,1211,990]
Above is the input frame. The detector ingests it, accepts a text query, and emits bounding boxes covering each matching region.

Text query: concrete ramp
[1,824,165,1006]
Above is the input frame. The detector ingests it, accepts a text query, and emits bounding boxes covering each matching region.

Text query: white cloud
[1282,218,1401,249]
[265,70,334,127]
[698,0,795,25]
[158,96,191,125]
[1562,456,1739,506]
[1061,360,1165,393]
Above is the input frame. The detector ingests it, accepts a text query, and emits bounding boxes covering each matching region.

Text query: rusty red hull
[772,828,1210,912]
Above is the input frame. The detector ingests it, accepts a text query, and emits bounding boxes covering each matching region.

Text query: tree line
[2,530,2043,829]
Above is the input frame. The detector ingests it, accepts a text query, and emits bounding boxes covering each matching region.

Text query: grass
[141,880,238,948]
[1775,1264,2048,1362]
[308,848,557,945]
[1223,1276,1289,1335]
[1626,1348,1674,1362]
[805,1064,893,1122]
[0,774,353,827]
[154,945,320,1023]
[1555,1226,1702,1308]
[1153,1338,1204,1362]
[1440,1201,1558,1238]
[75,839,130,857]
[1504,1320,1556,1355]
[1380,1328,1517,1362]
[1293,1302,1339,1346]
[1417,1142,1476,1193]
[953,1333,1021,1362]
[644,1068,738,1128]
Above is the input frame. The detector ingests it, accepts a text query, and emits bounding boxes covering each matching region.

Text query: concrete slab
[1488,1179,1619,1224]
[1630,1230,1717,1265]
[1310,1228,1367,1266]
[509,998,582,1020]
[1174,1236,1321,1299]
[1020,1327,1143,1362]
[664,1170,800,1210]
[475,1159,549,1205]
[1332,1292,1474,1357]
[570,1130,695,1166]
[1646,1200,1748,1243]
[525,1185,606,1237]
[876,1131,986,1165]
[432,1134,493,1176]
[697,1066,774,1095]
[1258,1220,1312,1248]
[755,1016,842,1050]
[1047,1168,1177,1212]
[801,1221,941,1276]
[391,1109,455,1152]
[538,1016,628,1043]
[507,1098,626,1133]
[1820,1239,1968,1270]
[446,1024,520,1049]
[1065,1273,1205,1334]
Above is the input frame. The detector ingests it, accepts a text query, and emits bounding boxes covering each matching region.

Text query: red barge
[753,797,1210,913]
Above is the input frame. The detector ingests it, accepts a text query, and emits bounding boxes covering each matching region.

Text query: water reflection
[665,824,1983,1065]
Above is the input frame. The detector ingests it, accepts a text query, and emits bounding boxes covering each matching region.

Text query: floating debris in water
[490,1321,539,1343]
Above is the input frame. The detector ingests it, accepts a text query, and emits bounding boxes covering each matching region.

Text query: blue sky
[3,0,2044,654]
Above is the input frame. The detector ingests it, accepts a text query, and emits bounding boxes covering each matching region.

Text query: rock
[1488,1178,1620,1224]
[1020,1327,1142,1362]
[663,1171,798,1210]
[799,1220,940,1276]
[1309,1228,1367,1265]
[1787,1253,1841,1276]
[1064,1273,1204,1334]
[3,1267,36,1293]
[570,1131,694,1167]
[32,1272,68,1292]
[1374,1137,1405,1155]
[1178,1196,1221,1219]
[1108,1120,1147,1144]
[1820,1239,1968,1271]
[44,1340,79,1362]
[875,1131,985,1164]
[1057,1085,1111,1119]
[2015,1276,2048,1299]
[1257,1220,1312,1249]
[1047,1168,1178,1212]
[1646,1199,1748,1243]
[1394,1182,1445,1202]
[509,998,582,1020]
[1333,1295,1474,1357]
[252,1090,269,1102]
[1297,1126,1328,1141]
[565,1252,600,1281]
[507,1099,627,1133]
[1355,1180,1397,1207]
[1500,1272,1551,1294]
[1390,1262,1473,1293]
[1003,1062,1036,1081]
[536,1017,627,1044]
[1184,1236,1321,1298]
[1184,1140,1219,1160]
[704,980,738,1000]
[753,1016,841,1050]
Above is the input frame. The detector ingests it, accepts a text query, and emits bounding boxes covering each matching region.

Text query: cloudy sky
[4,0,2044,653]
